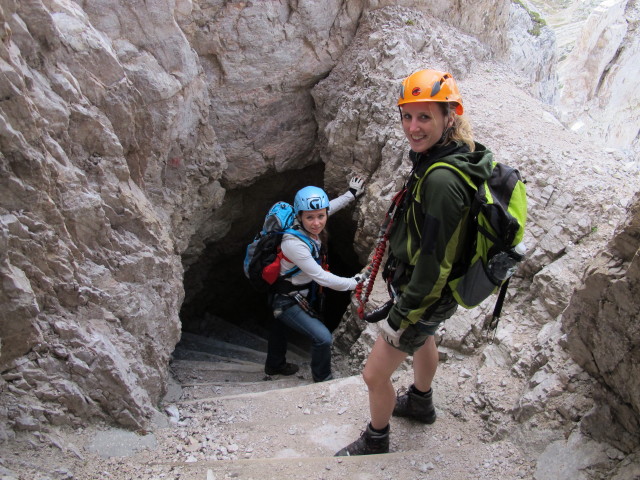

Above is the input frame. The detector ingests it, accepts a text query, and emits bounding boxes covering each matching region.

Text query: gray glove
[348,176,365,198]
[354,267,371,284]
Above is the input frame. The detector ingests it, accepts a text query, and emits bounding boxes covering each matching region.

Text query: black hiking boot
[334,423,389,456]
[313,373,334,383]
[392,385,436,424]
[264,362,299,376]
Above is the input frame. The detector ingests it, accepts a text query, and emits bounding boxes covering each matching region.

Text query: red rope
[355,188,406,319]
[356,227,390,318]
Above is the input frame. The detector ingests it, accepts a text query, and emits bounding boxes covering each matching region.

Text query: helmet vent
[430,80,441,97]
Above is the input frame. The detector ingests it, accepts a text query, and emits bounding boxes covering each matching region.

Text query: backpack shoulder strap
[416,161,479,199]
[283,227,319,258]
[417,161,495,226]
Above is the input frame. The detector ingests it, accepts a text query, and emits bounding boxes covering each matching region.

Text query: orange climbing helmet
[397,69,464,115]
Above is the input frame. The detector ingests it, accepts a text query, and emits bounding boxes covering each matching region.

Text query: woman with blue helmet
[265,178,365,382]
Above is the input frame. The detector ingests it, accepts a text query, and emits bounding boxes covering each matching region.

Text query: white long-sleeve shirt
[279,191,358,291]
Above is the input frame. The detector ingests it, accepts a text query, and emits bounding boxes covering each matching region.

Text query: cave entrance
[178,164,363,359]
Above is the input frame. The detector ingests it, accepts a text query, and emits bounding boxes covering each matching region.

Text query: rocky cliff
[0,2,638,473]
[562,190,640,452]
[557,0,639,151]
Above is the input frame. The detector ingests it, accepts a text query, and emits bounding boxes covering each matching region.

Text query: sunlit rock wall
[0,0,204,434]
[557,0,640,152]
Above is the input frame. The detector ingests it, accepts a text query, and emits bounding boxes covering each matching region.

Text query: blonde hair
[439,103,475,152]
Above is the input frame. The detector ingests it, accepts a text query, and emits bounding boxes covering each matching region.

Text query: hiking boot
[313,373,333,383]
[392,385,436,424]
[264,362,299,376]
[334,423,389,456]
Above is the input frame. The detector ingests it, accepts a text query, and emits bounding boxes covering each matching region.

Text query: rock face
[508,1,558,104]
[0,0,194,431]
[561,191,640,451]
[557,0,640,151]
[0,0,638,462]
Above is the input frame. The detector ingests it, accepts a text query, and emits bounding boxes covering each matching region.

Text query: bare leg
[412,335,438,392]
[362,336,408,430]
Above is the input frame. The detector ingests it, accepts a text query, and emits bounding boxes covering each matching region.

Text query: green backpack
[419,161,527,330]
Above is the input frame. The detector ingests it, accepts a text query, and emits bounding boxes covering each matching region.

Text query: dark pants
[265,294,333,382]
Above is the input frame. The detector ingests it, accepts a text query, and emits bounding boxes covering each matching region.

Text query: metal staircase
[170,316,313,400]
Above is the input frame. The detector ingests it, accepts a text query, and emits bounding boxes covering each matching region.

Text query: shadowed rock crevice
[179,162,363,339]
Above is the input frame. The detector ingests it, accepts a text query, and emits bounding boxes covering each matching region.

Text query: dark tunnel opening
[179,164,364,351]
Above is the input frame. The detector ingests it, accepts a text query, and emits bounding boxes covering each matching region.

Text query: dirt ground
[0,363,537,480]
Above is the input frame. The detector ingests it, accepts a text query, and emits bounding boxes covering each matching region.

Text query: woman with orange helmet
[337,69,494,456]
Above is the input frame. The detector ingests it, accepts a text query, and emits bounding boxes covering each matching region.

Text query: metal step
[178,327,311,364]
[176,332,270,364]
[169,329,314,401]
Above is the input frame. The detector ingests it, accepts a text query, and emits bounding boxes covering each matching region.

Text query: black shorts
[384,295,458,354]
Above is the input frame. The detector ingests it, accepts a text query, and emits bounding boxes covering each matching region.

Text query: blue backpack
[243,202,317,292]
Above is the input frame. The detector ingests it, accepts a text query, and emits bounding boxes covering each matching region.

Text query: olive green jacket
[388,142,494,329]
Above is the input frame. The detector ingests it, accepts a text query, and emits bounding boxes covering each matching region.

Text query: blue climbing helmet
[294,186,330,215]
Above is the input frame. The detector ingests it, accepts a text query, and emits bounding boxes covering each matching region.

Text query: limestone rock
[1,0,190,430]
[0,0,638,458]
[558,0,640,150]
[508,2,558,103]
[177,0,364,188]
[562,191,640,447]
[534,431,616,480]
